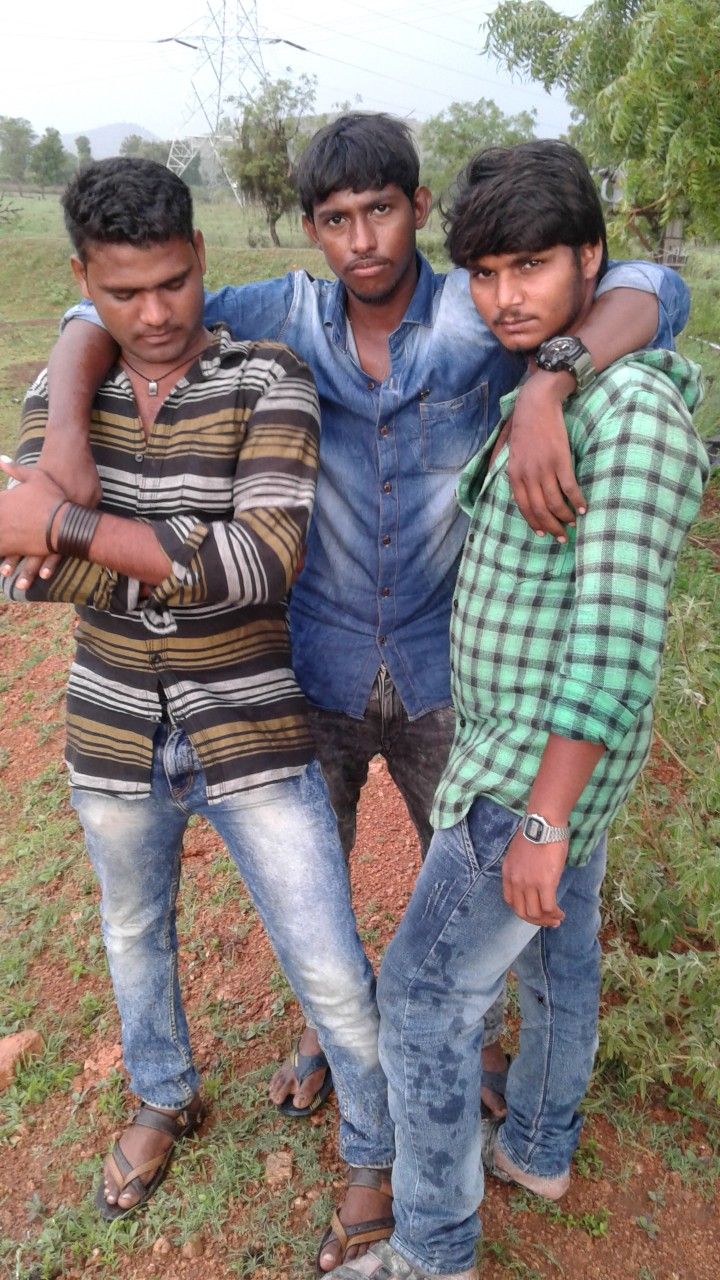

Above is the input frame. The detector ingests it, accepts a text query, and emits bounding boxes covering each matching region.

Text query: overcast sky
[3,0,587,143]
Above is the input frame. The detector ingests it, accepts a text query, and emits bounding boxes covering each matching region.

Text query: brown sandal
[95,1095,205,1221]
[315,1165,394,1277]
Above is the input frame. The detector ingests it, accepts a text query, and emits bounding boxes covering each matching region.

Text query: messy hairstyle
[62,157,194,262]
[295,112,420,217]
[444,139,608,274]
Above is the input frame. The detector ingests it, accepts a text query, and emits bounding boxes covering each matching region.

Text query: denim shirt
[65,255,689,719]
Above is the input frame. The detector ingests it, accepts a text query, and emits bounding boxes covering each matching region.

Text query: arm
[2,346,320,614]
[503,369,707,927]
[508,261,690,539]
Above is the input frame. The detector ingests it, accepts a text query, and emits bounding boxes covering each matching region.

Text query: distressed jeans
[377,794,608,1274]
[308,667,505,1046]
[72,724,395,1169]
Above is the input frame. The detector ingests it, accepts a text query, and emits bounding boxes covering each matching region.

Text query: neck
[345,255,420,336]
[120,326,212,380]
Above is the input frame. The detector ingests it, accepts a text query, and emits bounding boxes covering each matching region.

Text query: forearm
[575,287,658,374]
[85,511,172,583]
[45,320,117,441]
[526,734,606,824]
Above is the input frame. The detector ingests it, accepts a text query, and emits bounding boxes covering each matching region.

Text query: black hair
[443,140,608,275]
[62,157,194,262]
[295,112,420,218]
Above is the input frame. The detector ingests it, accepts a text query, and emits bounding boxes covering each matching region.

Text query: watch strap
[522,812,571,844]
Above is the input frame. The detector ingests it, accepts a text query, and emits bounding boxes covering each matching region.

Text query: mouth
[497,317,535,333]
[348,259,390,277]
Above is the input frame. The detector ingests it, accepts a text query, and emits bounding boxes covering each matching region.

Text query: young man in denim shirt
[12,116,689,1272]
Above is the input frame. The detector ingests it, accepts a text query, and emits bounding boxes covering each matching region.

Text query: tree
[224,74,317,246]
[485,0,720,246]
[420,99,536,203]
[28,127,74,192]
[0,116,36,190]
[119,134,203,186]
[75,135,92,167]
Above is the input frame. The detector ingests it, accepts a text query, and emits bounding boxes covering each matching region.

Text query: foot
[491,1140,570,1200]
[481,1040,508,1118]
[322,1239,479,1279]
[101,1096,203,1212]
[269,1025,329,1112]
[318,1168,394,1273]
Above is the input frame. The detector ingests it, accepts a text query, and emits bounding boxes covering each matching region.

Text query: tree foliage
[28,127,74,192]
[419,98,537,203]
[0,116,36,188]
[485,0,720,245]
[224,74,317,246]
[75,135,92,166]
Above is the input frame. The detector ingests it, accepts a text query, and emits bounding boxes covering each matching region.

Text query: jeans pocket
[466,795,522,877]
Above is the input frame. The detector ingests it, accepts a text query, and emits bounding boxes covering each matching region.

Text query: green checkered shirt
[432,349,708,865]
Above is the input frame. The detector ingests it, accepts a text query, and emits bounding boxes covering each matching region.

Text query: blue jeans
[72,725,394,1169]
[377,795,607,1274]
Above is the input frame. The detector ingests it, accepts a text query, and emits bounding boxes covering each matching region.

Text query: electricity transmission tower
[166,1,267,199]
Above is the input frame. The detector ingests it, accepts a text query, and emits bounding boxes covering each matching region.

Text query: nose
[349,215,377,256]
[139,291,172,329]
[495,272,524,312]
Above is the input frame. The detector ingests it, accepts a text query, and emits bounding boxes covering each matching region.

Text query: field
[0,194,718,1280]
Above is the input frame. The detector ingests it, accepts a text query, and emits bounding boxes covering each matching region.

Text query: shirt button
[382,535,391,546]
[367,380,375,390]
[453,598,459,609]
[378,635,387,644]
[379,425,388,436]
[135,452,144,463]
[459,717,466,728]
[149,653,161,668]
[383,481,392,493]
[468,533,475,544]
[381,586,390,597]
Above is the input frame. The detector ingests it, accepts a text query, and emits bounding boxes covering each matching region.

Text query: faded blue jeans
[72,724,394,1169]
[377,794,608,1274]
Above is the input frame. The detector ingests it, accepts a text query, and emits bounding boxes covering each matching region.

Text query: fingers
[0,456,32,483]
[0,554,57,589]
[508,460,585,540]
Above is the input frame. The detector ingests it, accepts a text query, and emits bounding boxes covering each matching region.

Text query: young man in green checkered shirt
[327,141,708,1280]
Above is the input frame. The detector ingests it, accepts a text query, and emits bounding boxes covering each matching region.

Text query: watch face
[524,815,544,843]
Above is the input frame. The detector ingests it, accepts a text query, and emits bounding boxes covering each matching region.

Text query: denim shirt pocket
[419,380,489,473]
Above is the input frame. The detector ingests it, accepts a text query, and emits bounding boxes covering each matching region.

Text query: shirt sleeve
[3,382,136,611]
[144,344,319,620]
[543,374,706,749]
[596,259,690,349]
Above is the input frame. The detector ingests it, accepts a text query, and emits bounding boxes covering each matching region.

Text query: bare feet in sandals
[269,1026,333,1117]
[317,1166,394,1274]
[97,1095,204,1219]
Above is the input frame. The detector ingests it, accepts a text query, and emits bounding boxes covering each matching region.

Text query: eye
[521,258,543,271]
[165,277,188,291]
[111,291,134,302]
[470,268,493,280]
[373,202,390,214]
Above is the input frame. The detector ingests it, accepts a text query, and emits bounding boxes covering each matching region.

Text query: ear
[302,214,320,247]
[70,255,90,299]
[412,186,432,230]
[193,229,206,274]
[580,240,604,280]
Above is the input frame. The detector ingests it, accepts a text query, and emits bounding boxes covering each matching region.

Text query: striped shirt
[432,350,708,865]
[8,327,321,803]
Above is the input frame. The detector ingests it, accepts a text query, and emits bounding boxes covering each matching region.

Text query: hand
[508,371,587,540]
[0,458,67,562]
[502,827,569,927]
[39,431,101,508]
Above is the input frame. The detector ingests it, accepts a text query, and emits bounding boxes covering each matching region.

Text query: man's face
[467,242,603,352]
[303,184,431,305]
[71,231,207,366]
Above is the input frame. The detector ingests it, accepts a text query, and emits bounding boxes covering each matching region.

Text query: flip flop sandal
[480,1052,511,1120]
[276,1041,334,1119]
[315,1166,394,1278]
[95,1096,205,1222]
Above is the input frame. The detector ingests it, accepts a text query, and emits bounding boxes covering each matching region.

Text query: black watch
[535,336,596,392]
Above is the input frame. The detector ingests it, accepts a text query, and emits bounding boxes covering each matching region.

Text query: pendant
[148,380,158,396]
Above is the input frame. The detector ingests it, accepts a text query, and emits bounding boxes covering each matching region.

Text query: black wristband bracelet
[45,499,70,554]
[55,503,102,561]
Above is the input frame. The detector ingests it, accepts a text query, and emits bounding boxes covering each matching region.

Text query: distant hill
[61,123,159,160]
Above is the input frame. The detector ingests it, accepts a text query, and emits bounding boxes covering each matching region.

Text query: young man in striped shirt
[329,141,708,1280]
[0,158,394,1238]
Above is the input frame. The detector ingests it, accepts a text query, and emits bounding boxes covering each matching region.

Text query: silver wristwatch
[535,335,596,392]
[522,812,570,845]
